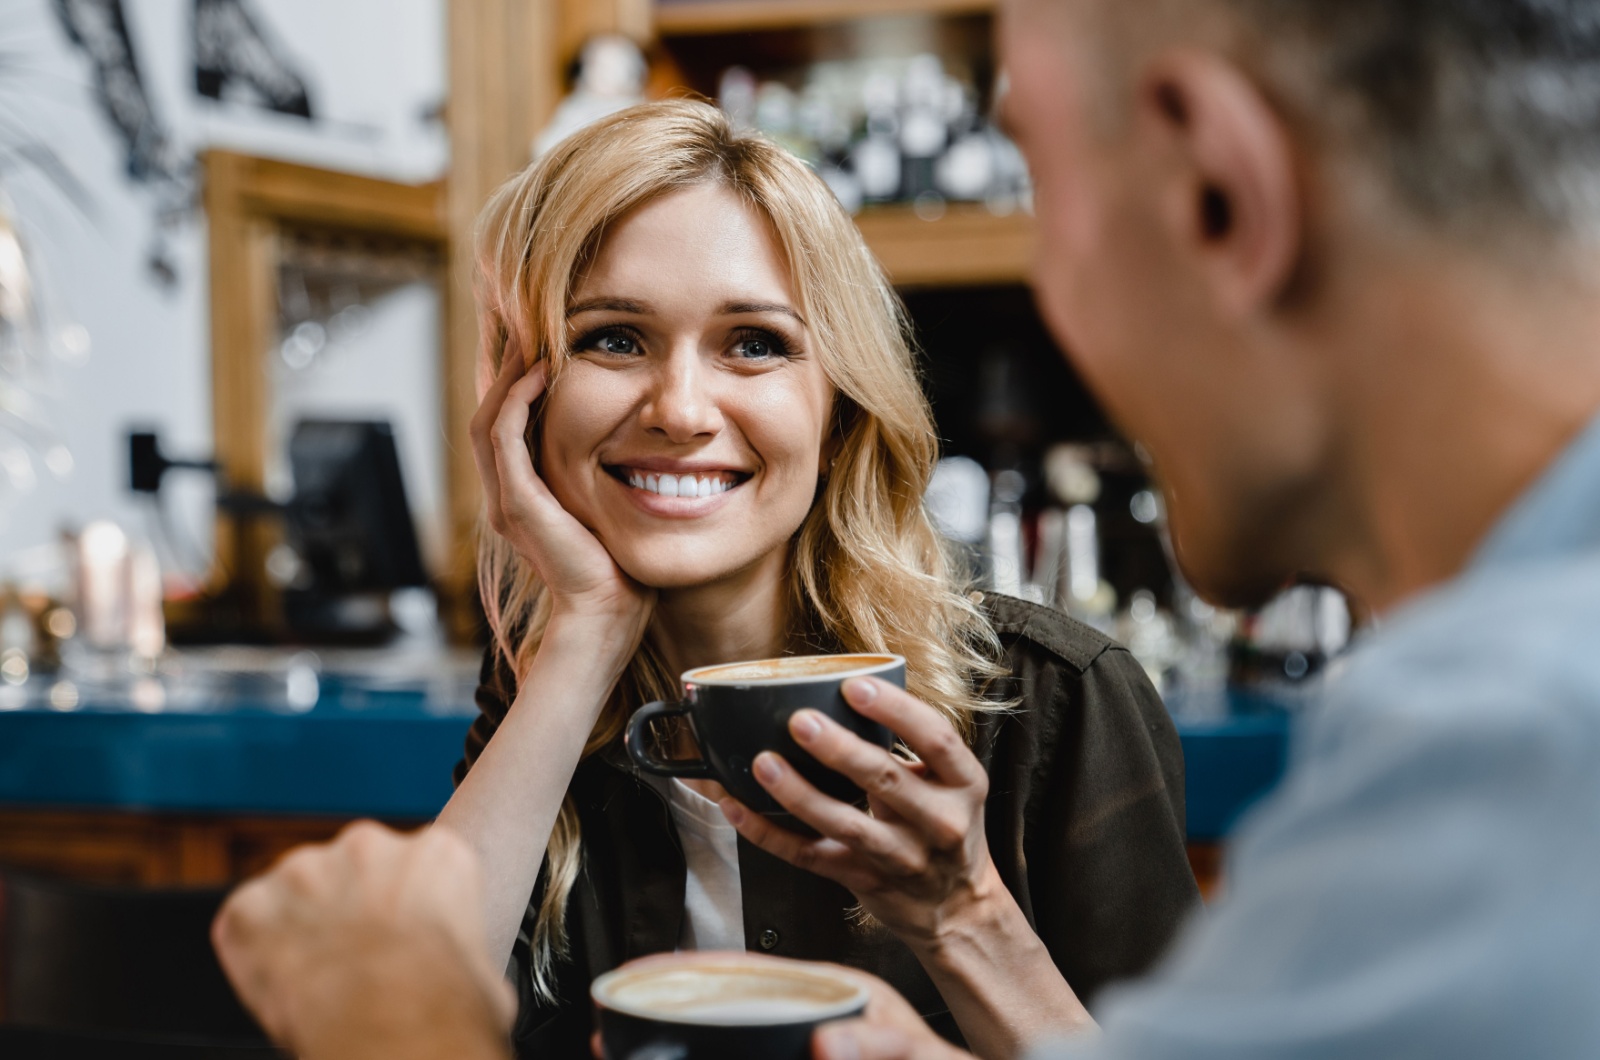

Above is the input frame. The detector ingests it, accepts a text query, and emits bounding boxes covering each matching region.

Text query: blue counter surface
[0,652,1291,839]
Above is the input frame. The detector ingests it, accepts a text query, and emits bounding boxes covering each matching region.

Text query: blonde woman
[439,100,1196,1058]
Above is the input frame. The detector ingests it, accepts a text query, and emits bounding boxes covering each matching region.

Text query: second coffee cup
[624,653,904,821]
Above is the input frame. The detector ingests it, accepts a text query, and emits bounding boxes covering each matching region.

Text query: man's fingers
[211,878,295,1039]
[841,679,986,791]
[814,1020,961,1060]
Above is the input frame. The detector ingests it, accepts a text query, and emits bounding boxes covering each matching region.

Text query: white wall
[0,0,447,587]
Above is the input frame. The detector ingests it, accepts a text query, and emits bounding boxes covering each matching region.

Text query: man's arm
[212,822,515,1060]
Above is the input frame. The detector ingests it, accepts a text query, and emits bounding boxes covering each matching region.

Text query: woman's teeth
[626,471,734,499]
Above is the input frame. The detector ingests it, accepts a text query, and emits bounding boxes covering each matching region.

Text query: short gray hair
[1229,0,1600,240]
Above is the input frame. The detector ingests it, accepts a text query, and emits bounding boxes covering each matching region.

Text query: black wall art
[51,0,317,285]
[52,0,184,186]
[193,0,314,118]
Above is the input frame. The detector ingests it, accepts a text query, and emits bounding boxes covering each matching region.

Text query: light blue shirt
[1036,413,1600,1059]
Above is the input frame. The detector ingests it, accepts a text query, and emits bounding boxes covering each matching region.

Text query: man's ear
[1136,50,1302,316]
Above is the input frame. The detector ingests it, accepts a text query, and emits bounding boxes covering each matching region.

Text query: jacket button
[758,928,780,951]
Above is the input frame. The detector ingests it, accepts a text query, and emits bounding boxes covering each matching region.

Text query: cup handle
[625,700,714,779]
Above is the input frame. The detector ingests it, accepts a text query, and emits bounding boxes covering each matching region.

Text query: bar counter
[0,648,1290,885]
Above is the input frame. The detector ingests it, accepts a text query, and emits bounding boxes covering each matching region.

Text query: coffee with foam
[593,957,867,1027]
[626,652,905,822]
[689,654,899,684]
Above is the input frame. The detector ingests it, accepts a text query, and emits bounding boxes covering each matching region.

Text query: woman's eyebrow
[567,297,650,317]
[721,301,807,327]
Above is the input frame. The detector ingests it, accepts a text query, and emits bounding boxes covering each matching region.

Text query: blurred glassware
[71,519,165,672]
[1032,444,1115,627]
[718,66,759,133]
[987,468,1028,599]
[533,35,648,159]
[1117,588,1184,694]
[1,585,36,686]
[1230,584,1351,687]
[926,455,990,547]
[926,455,990,587]
[712,53,1028,216]
[0,189,80,520]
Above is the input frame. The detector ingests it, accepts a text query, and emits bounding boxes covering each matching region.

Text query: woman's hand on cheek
[470,336,655,637]
[719,679,1010,955]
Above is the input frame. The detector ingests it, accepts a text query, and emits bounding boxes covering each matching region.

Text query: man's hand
[812,969,977,1060]
[212,822,515,1060]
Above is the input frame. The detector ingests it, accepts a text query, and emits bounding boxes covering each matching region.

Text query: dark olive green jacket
[455,593,1199,1057]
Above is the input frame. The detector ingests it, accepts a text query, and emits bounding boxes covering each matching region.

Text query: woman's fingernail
[842,678,879,706]
[754,753,784,784]
[791,710,823,740]
[720,800,746,826]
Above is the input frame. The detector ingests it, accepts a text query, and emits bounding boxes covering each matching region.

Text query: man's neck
[1319,240,1600,613]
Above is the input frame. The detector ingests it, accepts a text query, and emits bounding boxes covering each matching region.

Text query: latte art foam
[594,960,867,1027]
[690,654,898,684]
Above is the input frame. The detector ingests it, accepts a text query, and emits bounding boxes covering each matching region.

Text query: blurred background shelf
[655,0,996,35]
[856,204,1035,287]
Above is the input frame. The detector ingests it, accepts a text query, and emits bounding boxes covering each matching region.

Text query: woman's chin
[610,549,770,595]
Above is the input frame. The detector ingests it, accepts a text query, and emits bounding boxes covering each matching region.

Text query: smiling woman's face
[538,182,835,591]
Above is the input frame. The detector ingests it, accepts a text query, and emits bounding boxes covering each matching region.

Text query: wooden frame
[444,0,571,639]
[655,0,995,35]
[856,205,1036,288]
[203,151,451,628]
[0,808,405,886]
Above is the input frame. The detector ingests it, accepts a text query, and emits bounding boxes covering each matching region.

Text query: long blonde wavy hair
[474,99,1006,999]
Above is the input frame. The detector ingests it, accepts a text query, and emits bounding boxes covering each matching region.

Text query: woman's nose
[638,353,723,442]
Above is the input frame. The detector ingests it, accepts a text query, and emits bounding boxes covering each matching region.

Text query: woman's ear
[818,426,845,478]
[818,443,837,478]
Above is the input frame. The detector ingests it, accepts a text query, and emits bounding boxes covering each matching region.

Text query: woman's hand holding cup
[718,678,1005,953]
[470,329,655,649]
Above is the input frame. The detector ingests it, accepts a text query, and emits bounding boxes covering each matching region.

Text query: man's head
[1000,0,1600,607]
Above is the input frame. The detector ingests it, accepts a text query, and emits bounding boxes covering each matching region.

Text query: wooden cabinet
[655,0,996,34]
[0,809,410,887]
[855,204,1034,288]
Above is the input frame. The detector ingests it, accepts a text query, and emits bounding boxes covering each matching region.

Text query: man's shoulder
[1096,556,1600,1060]
[1329,551,1600,728]
[1249,552,1600,861]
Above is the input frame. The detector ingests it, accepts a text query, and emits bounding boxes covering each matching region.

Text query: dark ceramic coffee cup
[592,954,869,1060]
[624,653,905,819]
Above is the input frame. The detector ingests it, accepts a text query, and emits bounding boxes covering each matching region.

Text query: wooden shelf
[855,204,1034,288]
[655,0,994,35]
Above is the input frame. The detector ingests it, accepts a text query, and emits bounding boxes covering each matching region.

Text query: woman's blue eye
[732,330,790,360]
[581,330,638,355]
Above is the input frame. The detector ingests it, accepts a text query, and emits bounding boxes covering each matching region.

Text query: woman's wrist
[910,865,1096,1053]
[540,608,645,677]
[910,861,1020,965]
